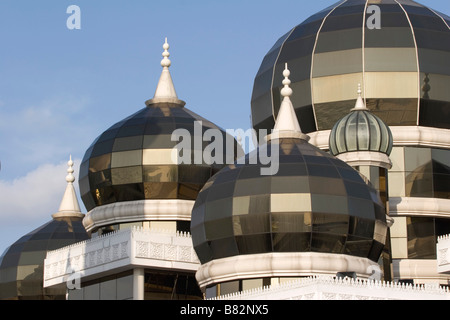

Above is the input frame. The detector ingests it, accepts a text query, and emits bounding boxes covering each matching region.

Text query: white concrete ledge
[309,126,450,150]
[336,151,392,169]
[389,197,450,218]
[196,252,378,289]
[83,199,195,232]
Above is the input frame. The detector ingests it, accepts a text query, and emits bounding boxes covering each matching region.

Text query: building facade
[1,0,449,300]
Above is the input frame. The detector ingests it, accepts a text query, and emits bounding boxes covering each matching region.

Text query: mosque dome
[329,84,394,158]
[79,39,241,231]
[0,158,90,300]
[251,0,450,134]
[192,66,388,287]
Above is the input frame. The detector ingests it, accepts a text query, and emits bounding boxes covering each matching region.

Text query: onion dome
[0,157,89,300]
[79,39,241,232]
[251,0,450,133]
[192,65,388,288]
[329,84,393,169]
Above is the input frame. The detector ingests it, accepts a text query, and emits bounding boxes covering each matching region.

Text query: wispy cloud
[0,158,84,226]
[0,94,99,180]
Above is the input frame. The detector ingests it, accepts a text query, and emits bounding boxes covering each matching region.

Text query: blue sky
[0,0,449,254]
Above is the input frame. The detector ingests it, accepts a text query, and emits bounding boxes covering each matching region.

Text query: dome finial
[52,155,84,219]
[66,155,75,184]
[146,38,186,107]
[281,63,293,98]
[268,63,310,141]
[351,83,369,111]
[161,37,171,69]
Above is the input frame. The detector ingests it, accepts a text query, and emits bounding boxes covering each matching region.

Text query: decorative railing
[211,276,450,300]
[438,234,450,274]
[44,227,199,287]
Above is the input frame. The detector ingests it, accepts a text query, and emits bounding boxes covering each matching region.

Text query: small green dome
[329,90,393,157]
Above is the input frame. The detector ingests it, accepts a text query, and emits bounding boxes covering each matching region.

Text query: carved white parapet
[211,276,450,300]
[43,227,199,288]
[438,235,450,274]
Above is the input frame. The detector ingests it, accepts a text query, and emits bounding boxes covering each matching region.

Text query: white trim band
[336,151,392,169]
[196,252,378,289]
[83,199,195,232]
[389,197,450,218]
[309,126,450,150]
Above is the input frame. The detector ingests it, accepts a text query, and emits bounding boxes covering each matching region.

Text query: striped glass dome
[251,0,450,133]
[329,108,393,156]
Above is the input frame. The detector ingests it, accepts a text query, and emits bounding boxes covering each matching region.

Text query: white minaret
[52,156,84,219]
[267,63,310,141]
[146,38,186,106]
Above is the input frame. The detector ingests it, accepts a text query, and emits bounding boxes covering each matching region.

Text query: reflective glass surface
[0,217,90,300]
[251,0,450,132]
[191,138,387,264]
[388,147,450,199]
[80,103,240,211]
[407,217,450,259]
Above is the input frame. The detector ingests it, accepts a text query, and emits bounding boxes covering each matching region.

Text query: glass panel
[365,48,417,72]
[344,236,373,258]
[112,136,143,152]
[234,178,270,196]
[271,193,312,212]
[271,212,312,233]
[143,182,177,199]
[89,154,111,172]
[232,213,270,236]
[311,233,346,253]
[344,180,371,199]
[365,27,415,47]
[210,237,239,260]
[111,150,142,168]
[272,232,311,252]
[235,234,272,255]
[312,212,349,234]
[111,166,142,185]
[365,72,419,99]
[142,149,176,165]
[368,114,381,151]
[248,195,270,215]
[357,112,370,150]
[312,73,364,105]
[143,165,177,182]
[91,139,115,158]
[407,217,436,259]
[205,199,232,221]
[232,196,250,216]
[334,114,349,154]
[313,49,362,77]
[308,177,346,195]
[306,164,340,178]
[348,216,375,238]
[347,197,375,219]
[405,172,433,197]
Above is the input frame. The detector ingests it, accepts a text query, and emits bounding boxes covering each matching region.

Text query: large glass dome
[191,137,388,265]
[0,217,89,300]
[79,103,237,212]
[251,0,450,133]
